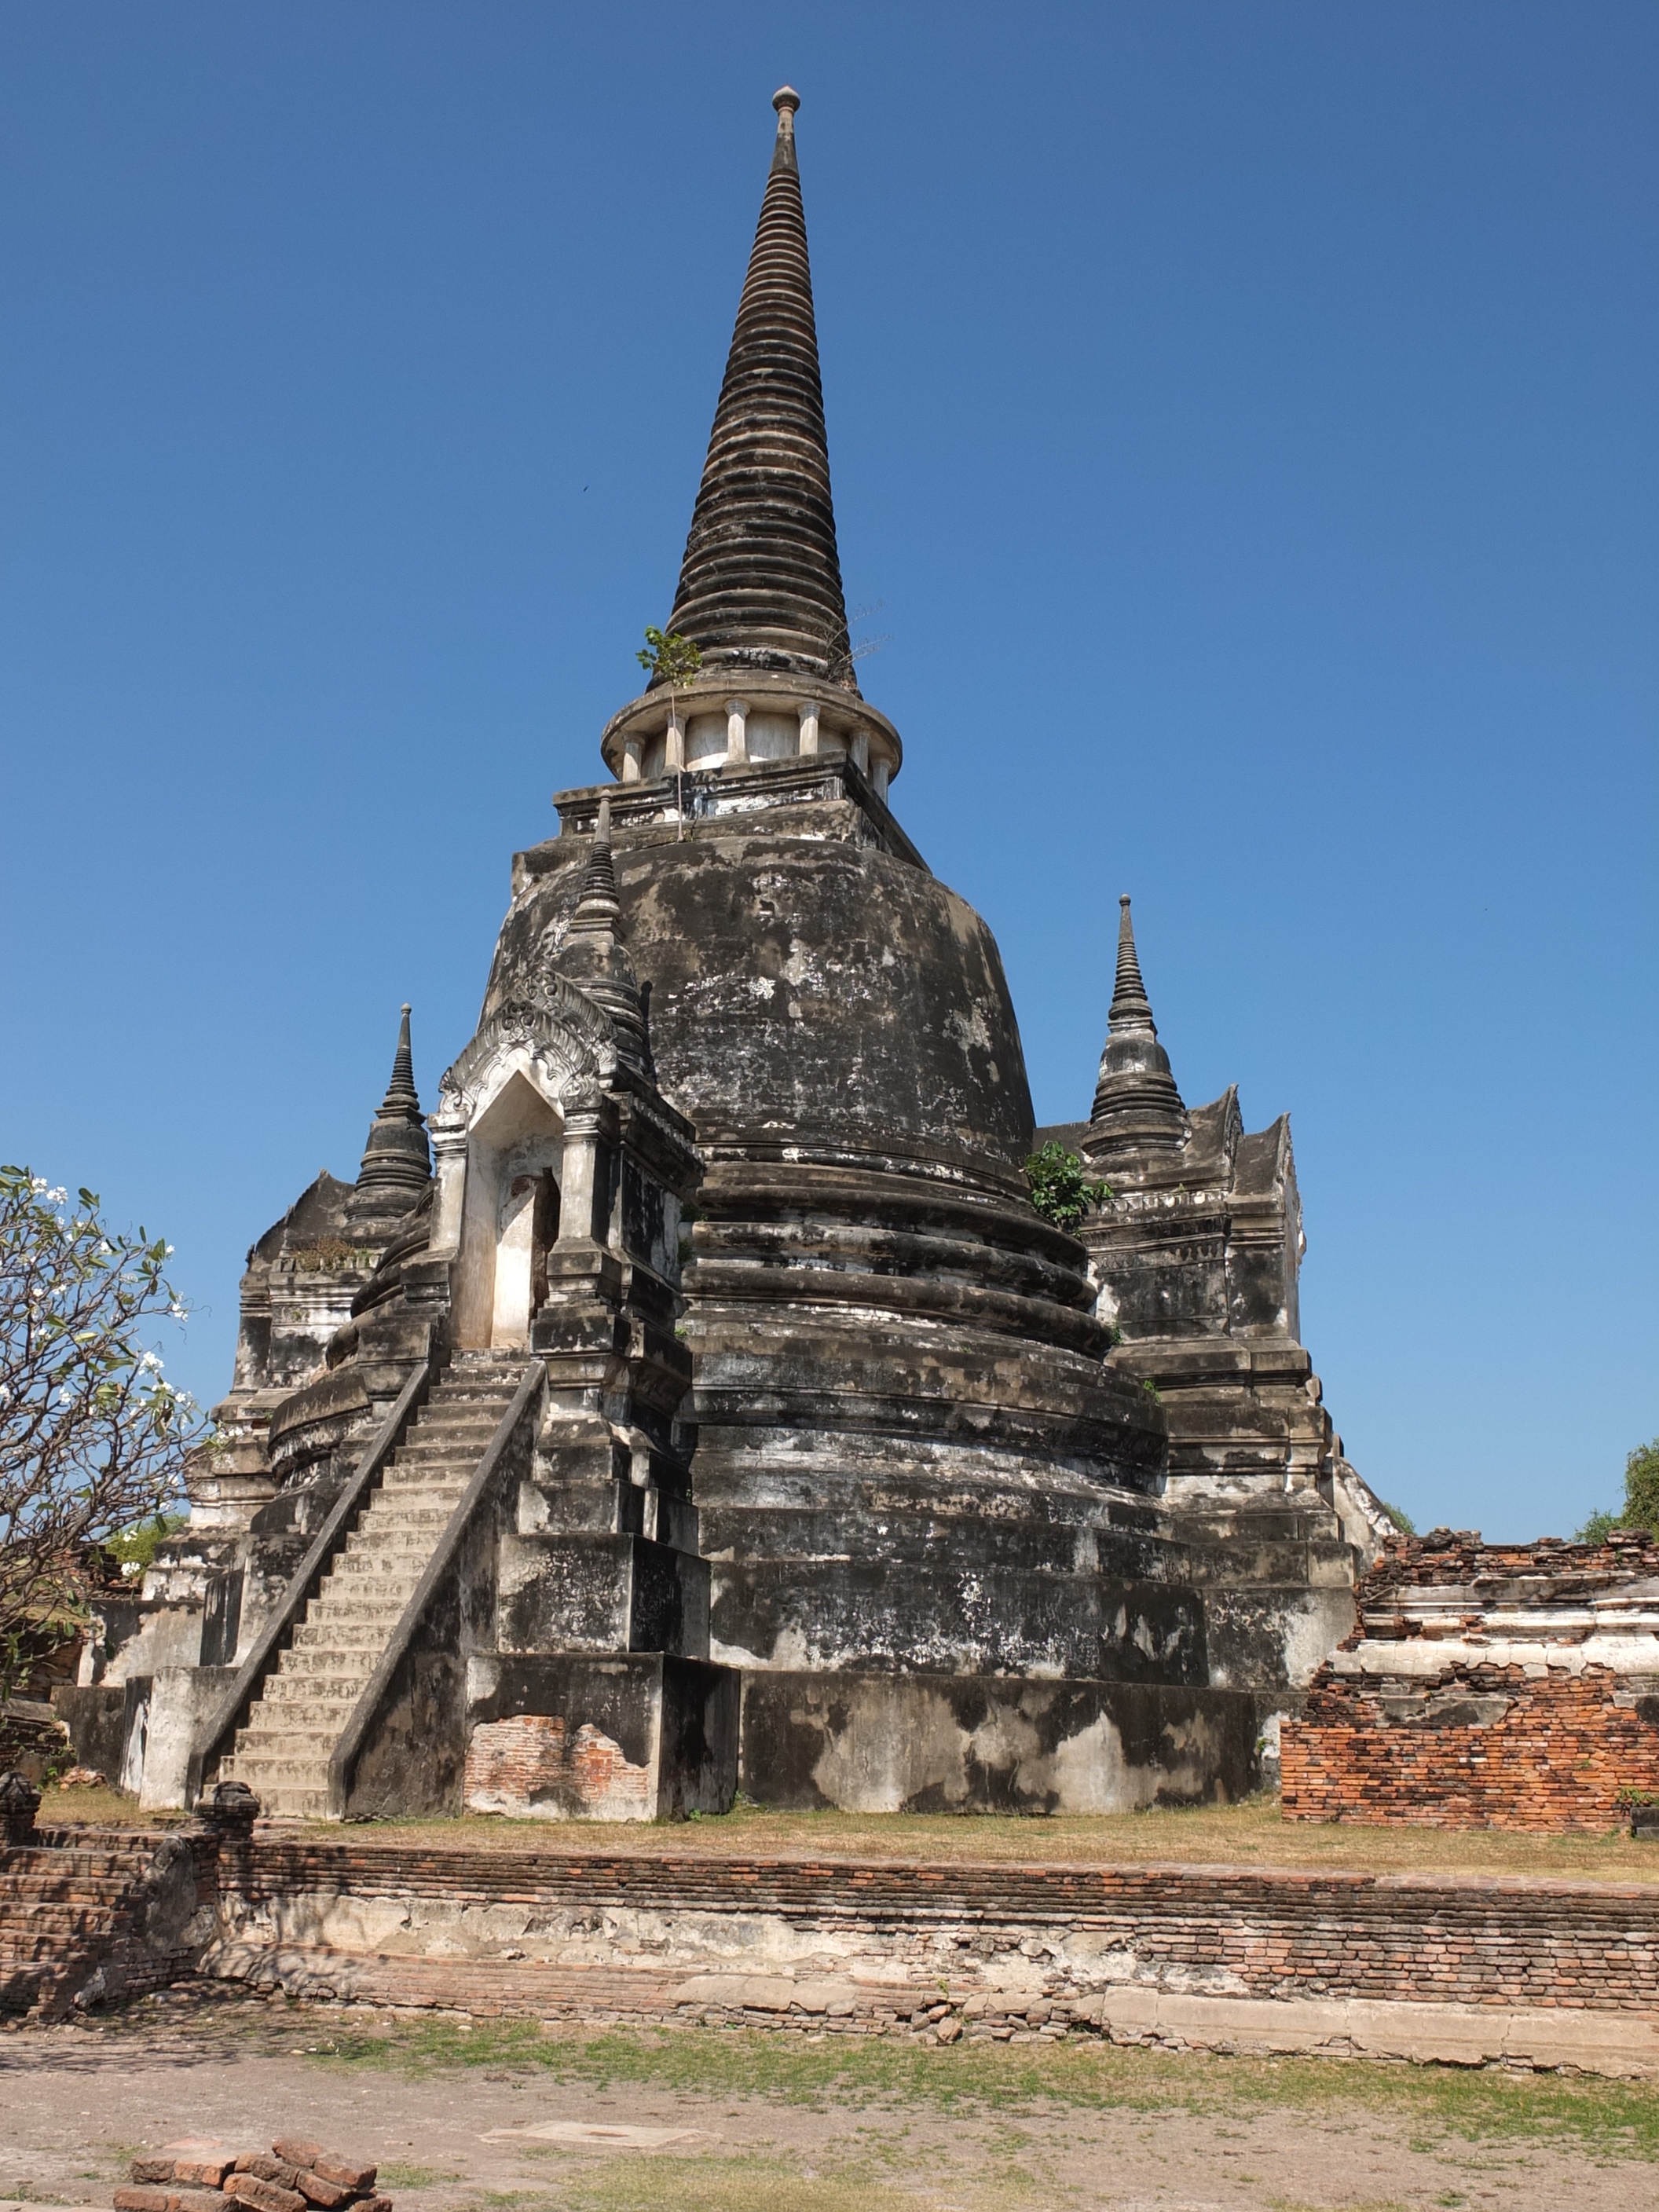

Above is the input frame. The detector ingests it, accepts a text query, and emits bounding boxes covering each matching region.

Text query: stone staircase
[0,1827,211,2018]
[219,1351,530,1818]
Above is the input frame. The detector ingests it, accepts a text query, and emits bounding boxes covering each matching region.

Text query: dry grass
[47,1788,1659,1883]
[38,1785,174,1829]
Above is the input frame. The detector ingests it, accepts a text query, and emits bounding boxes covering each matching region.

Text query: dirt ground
[45,1789,1659,1887]
[2,1986,1656,2212]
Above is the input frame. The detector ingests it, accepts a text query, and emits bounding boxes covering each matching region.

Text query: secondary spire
[558,798,648,1069]
[353,1004,432,1206]
[1089,898,1188,1156]
[662,86,856,690]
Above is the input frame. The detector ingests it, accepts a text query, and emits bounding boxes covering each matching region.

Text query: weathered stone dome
[489,820,1031,1174]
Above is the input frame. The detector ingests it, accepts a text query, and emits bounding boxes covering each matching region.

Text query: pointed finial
[771,86,800,173]
[1109,895,1156,1035]
[1089,895,1186,1155]
[354,1002,431,1203]
[575,798,620,921]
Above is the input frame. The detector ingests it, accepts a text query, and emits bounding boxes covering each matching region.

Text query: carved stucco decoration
[433,980,617,1133]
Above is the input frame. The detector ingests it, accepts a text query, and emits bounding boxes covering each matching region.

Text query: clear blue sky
[2,2,1654,1540]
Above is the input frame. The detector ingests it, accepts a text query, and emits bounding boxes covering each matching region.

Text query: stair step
[291,1623,394,1650]
[342,1524,452,1551]
[214,1359,536,1807]
[226,1748,336,1780]
[243,1689,360,1721]
[235,1715,343,1743]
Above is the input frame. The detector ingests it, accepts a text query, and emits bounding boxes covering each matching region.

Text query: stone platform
[192,1828,1659,2078]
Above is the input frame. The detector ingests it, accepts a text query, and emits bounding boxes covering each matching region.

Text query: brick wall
[1284,1663,1659,1831]
[463,1716,653,1819]
[222,1836,1659,2017]
[2,1826,220,2017]
[1278,1531,1659,1833]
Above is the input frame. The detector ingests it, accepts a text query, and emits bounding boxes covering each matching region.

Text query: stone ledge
[1089,1987,1659,2076]
[194,1944,1659,2079]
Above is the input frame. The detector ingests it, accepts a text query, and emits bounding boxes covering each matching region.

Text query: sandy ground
[0,1988,1651,2212]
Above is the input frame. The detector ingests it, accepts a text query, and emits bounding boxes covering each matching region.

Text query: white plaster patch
[484,2123,713,2149]
[944,1005,992,1055]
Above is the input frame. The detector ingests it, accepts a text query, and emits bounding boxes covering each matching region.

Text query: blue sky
[2,2,1653,1540]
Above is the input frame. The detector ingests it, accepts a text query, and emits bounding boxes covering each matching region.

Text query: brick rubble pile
[113,2137,391,2212]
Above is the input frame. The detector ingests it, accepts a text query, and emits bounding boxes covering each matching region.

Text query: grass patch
[45,1789,1659,1884]
[301,2017,1659,2163]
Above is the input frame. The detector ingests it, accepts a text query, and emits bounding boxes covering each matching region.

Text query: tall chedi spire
[663,87,855,690]
[353,1004,432,1210]
[1089,898,1188,1157]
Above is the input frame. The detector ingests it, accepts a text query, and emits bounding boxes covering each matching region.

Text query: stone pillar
[429,1121,469,1256]
[850,727,870,775]
[797,699,820,756]
[872,756,891,801]
[557,1110,603,1245]
[621,736,643,784]
[665,707,686,771]
[725,698,749,764]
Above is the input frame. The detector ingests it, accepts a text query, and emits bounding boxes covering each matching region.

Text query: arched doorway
[453,1071,563,1349]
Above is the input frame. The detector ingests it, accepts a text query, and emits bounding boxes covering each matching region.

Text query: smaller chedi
[64,87,1390,1823]
[1038,894,1390,1698]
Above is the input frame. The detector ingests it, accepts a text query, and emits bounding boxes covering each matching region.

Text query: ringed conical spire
[662,86,855,690]
[558,798,649,1070]
[1090,898,1188,1155]
[354,1004,432,1204]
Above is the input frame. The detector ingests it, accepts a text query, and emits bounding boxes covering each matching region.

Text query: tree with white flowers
[0,1166,204,1707]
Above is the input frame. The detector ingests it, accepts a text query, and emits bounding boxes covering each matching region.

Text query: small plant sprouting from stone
[1382,1500,1416,1536]
[637,626,703,689]
[1022,1142,1111,1232]
[1141,1378,1163,1404]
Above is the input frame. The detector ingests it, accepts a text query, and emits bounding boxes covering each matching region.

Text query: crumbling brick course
[1281,1533,1659,1831]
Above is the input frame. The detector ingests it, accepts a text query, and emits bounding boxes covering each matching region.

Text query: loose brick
[115,2193,227,2212]
[272,2141,327,2170]
[131,2159,179,2185]
[292,2173,352,2210]
[175,2157,236,2188]
[313,2158,376,2192]
[236,2155,299,2188]
[224,2174,306,2212]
